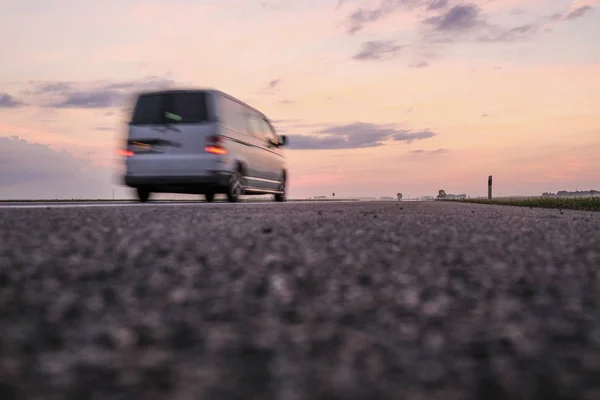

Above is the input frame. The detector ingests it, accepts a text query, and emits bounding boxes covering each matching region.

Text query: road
[0,199,361,209]
[1,201,599,399]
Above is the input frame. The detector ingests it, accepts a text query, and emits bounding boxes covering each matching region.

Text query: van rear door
[127,91,215,156]
[125,90,220,177]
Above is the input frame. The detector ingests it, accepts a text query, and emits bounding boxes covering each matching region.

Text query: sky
[1,0,599,200]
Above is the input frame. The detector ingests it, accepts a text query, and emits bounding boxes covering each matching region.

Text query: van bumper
[123,171,231,190]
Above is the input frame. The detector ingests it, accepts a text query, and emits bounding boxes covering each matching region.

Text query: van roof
[136,88,267,119]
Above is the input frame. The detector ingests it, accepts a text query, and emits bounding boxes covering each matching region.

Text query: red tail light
[205,135,226,154]
[205,146,227,155]
[121,150,134,157]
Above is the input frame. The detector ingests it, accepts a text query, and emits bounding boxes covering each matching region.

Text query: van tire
[274,172,287,202]
[226,169,244,203]
[205,193,215,202]
[136,187,151,203]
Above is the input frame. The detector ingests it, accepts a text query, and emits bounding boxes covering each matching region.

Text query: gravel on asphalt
[1,201,600,400]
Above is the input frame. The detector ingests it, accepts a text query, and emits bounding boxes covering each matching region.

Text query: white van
[122,89,289,203]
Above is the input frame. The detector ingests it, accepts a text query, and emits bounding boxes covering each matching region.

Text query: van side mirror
[279,135,288,146]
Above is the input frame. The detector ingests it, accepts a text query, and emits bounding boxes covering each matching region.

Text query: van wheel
[136,187,151,203]
[205,192,215,203]
[274,174,287,202]
[226,170,244,203]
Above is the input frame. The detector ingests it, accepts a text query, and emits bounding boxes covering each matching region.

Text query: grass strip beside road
[445,196,600,211]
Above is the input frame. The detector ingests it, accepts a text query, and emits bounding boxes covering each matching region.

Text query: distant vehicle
[122,89,288,203]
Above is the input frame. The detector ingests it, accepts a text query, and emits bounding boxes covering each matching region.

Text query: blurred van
[122,89,288,203]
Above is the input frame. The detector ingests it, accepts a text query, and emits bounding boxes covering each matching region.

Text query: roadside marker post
[488,175,493,200]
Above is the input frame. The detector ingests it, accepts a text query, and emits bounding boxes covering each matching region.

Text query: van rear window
[130,92,209,125]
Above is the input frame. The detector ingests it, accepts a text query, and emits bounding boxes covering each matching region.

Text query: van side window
[261,119,278,143]
[219,96,247,134]
[217,96,231,128]
[247,115,265,141]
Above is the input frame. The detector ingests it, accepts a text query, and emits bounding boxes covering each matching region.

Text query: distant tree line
[542,190,599,197]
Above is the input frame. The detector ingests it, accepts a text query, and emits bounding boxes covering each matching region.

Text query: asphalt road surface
[1,201,600,400]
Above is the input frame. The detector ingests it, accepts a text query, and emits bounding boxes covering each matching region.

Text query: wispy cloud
[565,5,593,19]
[271,118,303,125]
[268,79,281,89]
[352,40,403,60]
[288,122,436,149]
[414,2,588,49]
[259,78,284,96]
[423,4,483,32]
[543,2,596,26]
[474,1,596,43]
[346,1,554,66]
[343,0,457,34]
[22,75,175,109]
[477,24,537,43]
[427,0,448,10]
[27,81,72,95]
[410,148,447,155]
[0,93,24,108]
[510,8,526,16]
[409,61,429,68]
[54,91,123,109]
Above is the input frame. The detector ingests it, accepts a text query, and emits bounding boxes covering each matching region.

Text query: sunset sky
[1,0,599,199]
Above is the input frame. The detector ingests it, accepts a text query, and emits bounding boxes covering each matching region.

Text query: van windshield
[130,92,210,125]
